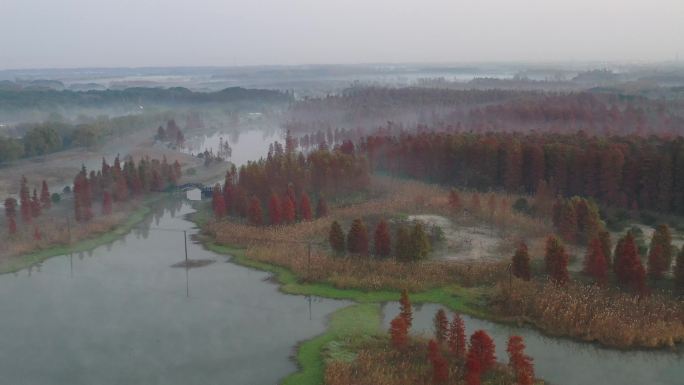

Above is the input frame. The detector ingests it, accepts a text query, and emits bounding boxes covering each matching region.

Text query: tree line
[362,131,684,215]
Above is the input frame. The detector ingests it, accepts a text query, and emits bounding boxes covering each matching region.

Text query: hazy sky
[1,0,683,69]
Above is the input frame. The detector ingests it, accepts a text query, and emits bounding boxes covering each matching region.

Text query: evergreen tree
[648,224,673,280]
[373,219,391,257]
[247,196,263,225]
[511,242,531,280]
[584,238,608,285]
[395,226,412,262]
[544,235,569,284]
[433,309,449,344]
[328,221,346,253]
[410,222,431,260]
[347,218,369,255]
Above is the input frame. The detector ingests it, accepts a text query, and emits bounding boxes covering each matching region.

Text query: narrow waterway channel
[0,201,350,385]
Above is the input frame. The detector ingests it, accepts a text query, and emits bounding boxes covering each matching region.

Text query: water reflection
[0,201,350,385]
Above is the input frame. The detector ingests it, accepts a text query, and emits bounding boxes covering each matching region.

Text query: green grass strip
[281,303,382,385]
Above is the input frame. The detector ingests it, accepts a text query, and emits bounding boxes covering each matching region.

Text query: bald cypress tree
[675,247,684,291]
[511,242,531,281]
[347,218,369,255]
[545,235,569,284]
[373,219,391,258]
[329,221,346,254]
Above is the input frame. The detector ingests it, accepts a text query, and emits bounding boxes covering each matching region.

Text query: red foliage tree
[247,196,263,226]
[512,242,531,281]
[434,309,449,344]
[448,190,461,212]
[346,218,369,255]
[545,235,569,284]
[4,197,18,235]
[268,193,281,225]
[614,232,647,293]
[465,353,482,385]
[102,191,113,215]
[299,192,312,221]
[30,189,41,218]
[40,180,51,209]
[584,237,608,285]
[8,217,17,236]
[507,336,534,385]
[33,226,41,241]
[558,200,578,243]
[390,315,408,350]
[281,196,296,224]
[399,289,413,328]
[647,244,667,281]
[468,330,496,373]
[19,176,31,223]
[431,349,449,384]
[448,313,466,358]
[316,197,328,218]
[373,219,391,257]
[212,184,226,218]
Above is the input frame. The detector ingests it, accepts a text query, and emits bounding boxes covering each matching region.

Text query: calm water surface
[0,202,349,385]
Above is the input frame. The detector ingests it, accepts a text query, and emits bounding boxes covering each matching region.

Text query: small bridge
[176,183,214,197]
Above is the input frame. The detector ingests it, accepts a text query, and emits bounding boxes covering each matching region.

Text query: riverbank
[0,197,160,274]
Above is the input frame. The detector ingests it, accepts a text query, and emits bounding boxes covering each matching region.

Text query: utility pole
[307,242,311,279]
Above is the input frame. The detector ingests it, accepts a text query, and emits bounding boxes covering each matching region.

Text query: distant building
[186,188,202,201]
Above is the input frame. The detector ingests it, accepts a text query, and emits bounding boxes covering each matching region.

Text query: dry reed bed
[205,177,548,291]
[0,203,138,260]
[493,279,684,348]
[325,339,517,385]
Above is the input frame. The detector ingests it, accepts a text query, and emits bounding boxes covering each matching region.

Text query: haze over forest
[2,0,683,69]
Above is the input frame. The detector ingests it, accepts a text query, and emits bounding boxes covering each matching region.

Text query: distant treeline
[0,112,177,163]
[286,86,683,136]
[0,86,292,111]
[360,131,684,215]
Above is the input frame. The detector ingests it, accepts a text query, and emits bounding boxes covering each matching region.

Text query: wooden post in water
[184,230,189,297]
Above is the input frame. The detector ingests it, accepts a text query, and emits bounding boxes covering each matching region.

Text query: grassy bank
[281,303,382,385]
[203,241,489,318]
[0,200,155,274]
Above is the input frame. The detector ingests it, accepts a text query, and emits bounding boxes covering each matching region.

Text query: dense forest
[359,131,684,215]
